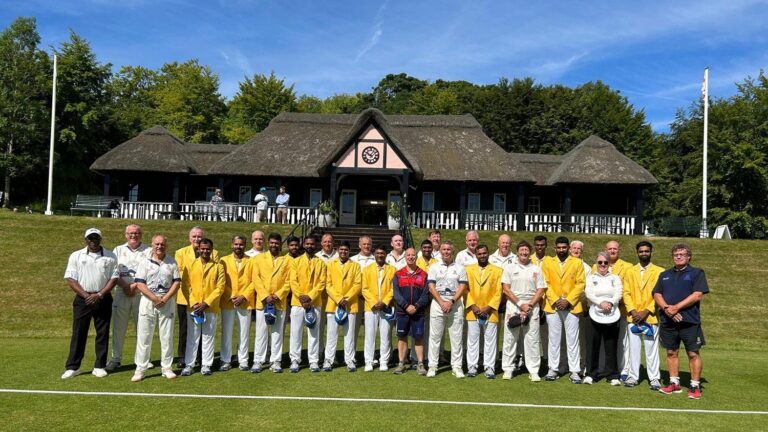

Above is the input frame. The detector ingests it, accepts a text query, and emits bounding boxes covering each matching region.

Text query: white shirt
[418,249,443,264]
[501,261,547,304]
[253,193,269,210]
[427,261,468,300]
[64,247,119,293]
[113,242,150,284]
[351,253,376,269]
[585,272,623,307]
[245,248,262,258]
[135,255,181,295]
[489,249,517,269]
[385,251,406,270]
[315,249,339,263]
[455,249,478,267]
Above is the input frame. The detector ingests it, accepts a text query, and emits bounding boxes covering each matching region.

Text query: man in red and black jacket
[392,247,430,375]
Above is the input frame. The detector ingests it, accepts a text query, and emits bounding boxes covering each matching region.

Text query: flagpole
[700,67,709,238]
[44,54,57,216]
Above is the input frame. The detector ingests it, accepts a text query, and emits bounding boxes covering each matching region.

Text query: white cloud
[354,0,389,63]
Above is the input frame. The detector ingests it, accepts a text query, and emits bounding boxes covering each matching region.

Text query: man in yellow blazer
[174,226,220,368]
[362,244,396,372]
[180,238,224,377]
[251,233,293,373]
[541,236,585,384]
[289,235,327,373]
[465,245,503,379]
[622,240,664,390]
[220,235,254,372]
[323,241,362,372]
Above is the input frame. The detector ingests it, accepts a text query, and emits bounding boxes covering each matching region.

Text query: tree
[108,65,158,141]
[0,17,50,208]
[150,60,226,143]
[221,71,296,143]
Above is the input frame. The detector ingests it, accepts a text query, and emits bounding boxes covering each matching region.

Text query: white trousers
[428,299,464,369]
[290,306,322,364]
[219,308,252,365]
[254,308,286,364]
[626,323,660,381]
[185,311,217,367]
[364,310,392,366]
[466,321,497,370]
[111,289,141,363]
[134,296,175,371]
[502,301,541,373]
[324,313,357,366]
[547,310,580,373]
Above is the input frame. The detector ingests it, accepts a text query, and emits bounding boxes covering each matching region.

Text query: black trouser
[176,304,201,365]
[585,318,619,380]
[66,294,112,370]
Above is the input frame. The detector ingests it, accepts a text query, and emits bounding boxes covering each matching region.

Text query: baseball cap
[477,313,489,327]
[304,308,317,328]
[191,311,205,325]
[334,305,348,325]
[259,187,266,192]
[84,228,102,239]
[264,303,277,325]
[383,305,396,322]
[630,323,654,337]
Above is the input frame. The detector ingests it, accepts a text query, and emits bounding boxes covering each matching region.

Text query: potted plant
[317,200,337,228]
[388,201,402,230]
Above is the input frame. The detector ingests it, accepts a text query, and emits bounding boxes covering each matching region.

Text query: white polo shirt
[135,255,181,295]
[315,249,339,263]
[489,249,517,269]
[455,249,478,267]
[501,261,547,303]
[385,251,407,270]
[64,247,119,293]
[113,242,150,284]
[585,272,622,307]
[351,253,376,269]
[245,248,262,258]
[427,261,468,300]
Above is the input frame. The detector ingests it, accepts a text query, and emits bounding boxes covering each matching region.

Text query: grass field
[1,211,767,431]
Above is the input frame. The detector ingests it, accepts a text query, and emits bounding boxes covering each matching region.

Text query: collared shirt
[385,251,406,270]
[245,248,262,258]
[489,249,517,269]
[418,249,443,264]
[427,261,468,300]
[416,255,437,273]
[350,253,376,270]
[455,248,478,267]
[653,265,710,325]
[501,260,547,303]
[64,247,119,293]
[531,254,548,268]
[134,255,181,295]
[113,242,150,284]
[315,249,339,263]
[253,193,269,210]
[275,193,290,208]
[585,271,623,307]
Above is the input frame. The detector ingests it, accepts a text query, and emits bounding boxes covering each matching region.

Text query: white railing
[568,214,636,236]
[409,211,462,230]
[119,201,174,219]
[463,211,518,231]
[119,201,315,224]
[524,213,563,232]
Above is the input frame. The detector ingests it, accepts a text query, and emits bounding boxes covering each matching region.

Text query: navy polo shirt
[652,265,709,325]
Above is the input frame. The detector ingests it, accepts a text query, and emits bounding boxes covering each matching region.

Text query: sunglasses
[597,260,608,265]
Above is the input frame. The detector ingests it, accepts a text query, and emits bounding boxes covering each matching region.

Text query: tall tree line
[1,17,766,237]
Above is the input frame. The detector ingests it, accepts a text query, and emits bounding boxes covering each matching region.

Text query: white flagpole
[700,67,709,238]
[44,54,57,216]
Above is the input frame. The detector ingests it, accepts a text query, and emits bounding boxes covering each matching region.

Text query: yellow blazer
[174,245,220,306]
[622,263,664,324]
[291,254,327,308]
[325,259,362,314]
[416,256,437,273]
[250,252,293,311]
[186,258,225,313]
[464,263,504,322]
[220,254,254,310]
[542,256,586,314]
[361,264,396,312]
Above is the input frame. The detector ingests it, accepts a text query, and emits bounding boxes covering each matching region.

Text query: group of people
[209,185,290,223]
[61,225,708,400]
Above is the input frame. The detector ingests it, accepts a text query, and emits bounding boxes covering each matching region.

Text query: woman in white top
[584,251,623,385]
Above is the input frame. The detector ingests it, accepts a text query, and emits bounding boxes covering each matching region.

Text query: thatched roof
[544,135,657,185]
[90,126,200,174]
[514,153,563,186]
[208,108,535,182]
[186,144,239,174]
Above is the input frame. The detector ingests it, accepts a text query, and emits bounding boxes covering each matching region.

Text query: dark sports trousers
[66,294,112,370]
[585,318,619,380]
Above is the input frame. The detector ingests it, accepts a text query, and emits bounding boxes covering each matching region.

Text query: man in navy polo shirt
[652,243,709,400]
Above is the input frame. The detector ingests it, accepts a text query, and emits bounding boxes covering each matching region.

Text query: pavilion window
[128,184,139,202]
[467,193,481,211]
[493,193,506,212]
[309,188,322,208]
[422,192,435,212]
[239,186,252,204]
[527,196,541,213]
[206,187,217,201]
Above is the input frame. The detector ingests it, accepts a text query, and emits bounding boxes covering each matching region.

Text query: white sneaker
[503,371,513,380]
[364,364,374,372]
[61,369,80,380]
[426,367,437,377]
[452,367,465,379]
[610,379,622,386]
[161,368,177,379]
[583,376,594,385]
[147,362,155,369]
[529,373,541,382]
[92,368,108,378]
[131,371,144,382]
[379,364,389,372]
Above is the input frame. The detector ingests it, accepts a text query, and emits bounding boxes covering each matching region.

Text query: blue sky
[2,0,767,131]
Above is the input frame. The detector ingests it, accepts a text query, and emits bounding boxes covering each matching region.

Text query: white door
[340,189,357,225]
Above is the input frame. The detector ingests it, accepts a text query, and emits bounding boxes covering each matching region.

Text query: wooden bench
[70,195,123,217]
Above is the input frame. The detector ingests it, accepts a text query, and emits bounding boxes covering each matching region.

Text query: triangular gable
[336,125,409,170]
